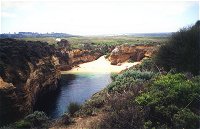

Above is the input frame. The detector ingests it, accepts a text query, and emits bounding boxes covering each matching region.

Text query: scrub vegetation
[64,21,200,129]
[19,36,168,49]
[4,21,199,129]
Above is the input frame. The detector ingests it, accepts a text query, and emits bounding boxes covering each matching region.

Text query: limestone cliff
[108,44,158,65]
[68,49,102,65]
[58,42,115,70]
[0,39,68,126]
[57,49,102,71]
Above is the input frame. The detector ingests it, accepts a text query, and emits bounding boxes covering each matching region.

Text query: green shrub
[14,120,31,128]
[110,73,118,81]
[135,73,200,128]
[155,21,200,75]
[14,111,49,128]
[24,111,49,127]
[173,108,200,129]
[119,70,154,80]
[138,58,159,72]
[108,70,154,92]
[107,77,137,92]
[68,102,81,116]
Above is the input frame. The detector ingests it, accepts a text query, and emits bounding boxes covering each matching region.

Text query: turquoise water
[34,73,111,118]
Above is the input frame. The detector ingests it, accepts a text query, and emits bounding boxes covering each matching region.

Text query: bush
[99,107,146,129]
[135,73,200,128]
[137,58,159,72]
[25,111,49,127]
[68,102,81,116]
[173,108,200,129]
[119,70,154,80]
[155,21,200,75]
[110,73,118,81]
[14,120,31,128]
[53,113,73,126]
[14,111,49,128]
[107,70,154,92]
[76,90,107,117]
[98,91,148,129]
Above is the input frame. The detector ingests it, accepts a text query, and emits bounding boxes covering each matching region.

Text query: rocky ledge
[68,49,101,65]
[108,44,158,65]
[0,39,68,125]
[58,49,102,71]
[57,39,114,70]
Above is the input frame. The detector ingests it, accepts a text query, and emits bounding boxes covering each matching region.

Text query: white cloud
[1,12,16,18]
[1,0,199,35]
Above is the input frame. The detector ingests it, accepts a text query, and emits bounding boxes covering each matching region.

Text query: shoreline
[61,56,140,74]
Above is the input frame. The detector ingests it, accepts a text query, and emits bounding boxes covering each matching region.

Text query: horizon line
[0,31,174,36]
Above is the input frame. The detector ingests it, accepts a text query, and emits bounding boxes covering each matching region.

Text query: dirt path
[67,113,105,129]
[51,113,105,129]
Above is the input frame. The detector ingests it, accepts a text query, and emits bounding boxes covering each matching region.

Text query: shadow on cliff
[33,74,76,118]
[0,38,69,126]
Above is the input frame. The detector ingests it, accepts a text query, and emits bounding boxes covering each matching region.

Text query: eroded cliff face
[68,49,102,65]
[57,49,102,71]
[108,44,158,65]
[58,42,115,70]
[0,77,19,125]
[0,39,68,125]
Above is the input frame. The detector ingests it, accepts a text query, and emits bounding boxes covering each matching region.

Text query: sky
[1,0,199,35]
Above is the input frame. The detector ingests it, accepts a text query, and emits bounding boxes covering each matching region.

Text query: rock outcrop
[68,49,102,66]
[108,44,158,65]
[0,39,68,126]
[57,41,115,70]
[57,49,102,71]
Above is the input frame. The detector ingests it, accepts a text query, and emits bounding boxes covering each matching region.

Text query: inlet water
[34,73,112,118]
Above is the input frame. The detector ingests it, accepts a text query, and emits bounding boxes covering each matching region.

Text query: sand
[61,56,140,74]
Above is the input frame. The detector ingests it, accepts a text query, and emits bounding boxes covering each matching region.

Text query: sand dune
[61,56,140,74]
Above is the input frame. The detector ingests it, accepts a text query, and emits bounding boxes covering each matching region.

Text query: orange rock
[68,49,102,66]
[108,44,157,65]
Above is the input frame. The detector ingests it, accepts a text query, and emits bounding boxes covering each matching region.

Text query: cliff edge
[0,39,67,126]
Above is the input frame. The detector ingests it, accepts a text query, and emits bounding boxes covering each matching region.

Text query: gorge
[0,38,157,126]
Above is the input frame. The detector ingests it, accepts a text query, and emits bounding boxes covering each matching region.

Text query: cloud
[1,0,199,35]
[1,12,16,18]
[1,1,36,11]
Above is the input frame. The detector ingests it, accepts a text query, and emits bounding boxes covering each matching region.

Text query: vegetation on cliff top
[18,35,167,49]
[155,21,200,75]
[1,21,199,128]
[50,21,200,129]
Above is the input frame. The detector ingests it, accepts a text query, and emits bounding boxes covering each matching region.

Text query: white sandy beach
[61,56,140,74]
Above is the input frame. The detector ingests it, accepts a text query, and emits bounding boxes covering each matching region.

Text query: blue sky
[1,0,199,35]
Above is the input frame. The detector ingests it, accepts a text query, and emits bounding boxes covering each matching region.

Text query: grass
[18,37,58,46]
[66,36,168,48]
[17,36,168,49]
